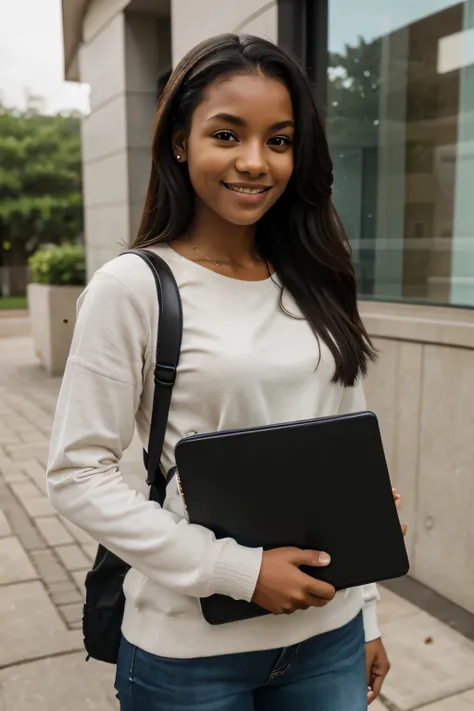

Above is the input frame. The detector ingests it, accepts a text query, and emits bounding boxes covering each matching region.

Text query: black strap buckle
[154,363,177,387]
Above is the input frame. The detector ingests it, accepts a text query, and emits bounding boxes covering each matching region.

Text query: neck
[186,200,258,266]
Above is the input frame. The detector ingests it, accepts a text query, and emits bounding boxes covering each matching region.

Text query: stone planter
[27,283,84,376]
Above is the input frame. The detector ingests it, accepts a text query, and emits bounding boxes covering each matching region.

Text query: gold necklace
[185,236,263,268]
[188,241,222,267]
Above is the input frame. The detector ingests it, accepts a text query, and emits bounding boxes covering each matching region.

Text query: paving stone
[0,498,45,551]
[16,423,46,434]
[0,510,11,537]
[0,536,37,585]
[48,581,84,606]
[9,480,44,499]
[28,420,52,438]
[60,516,95,544]
[29,549,69,584]
[371,700,389,711]
[378,586,419,627]
[55,544,90,572]
[420,688,474,710]
[2,471,28,484]
[0,652,118,710]
[0,435,21,446]
[82,542,98,562]
[3,393,26,405]
[7,444,50,463]
[14,423,41,434]
[0,426,21,445]
[22,458,47,494]
[381,609,474,710]
[72,570,87,596]
[0,581,82,667]
[6,524,45,554]
[35,516,74,546]
[19,432,50,445]
[18,404,51,423]
[1,413,31,430]
[59,601,83,626]
[14,526,46,552]
[0,460,23,478]
[17,494,55,518]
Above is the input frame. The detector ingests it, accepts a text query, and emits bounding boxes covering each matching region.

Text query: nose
[234,140,268,178]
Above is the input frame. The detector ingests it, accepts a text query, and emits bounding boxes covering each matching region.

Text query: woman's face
[177,71,295,227]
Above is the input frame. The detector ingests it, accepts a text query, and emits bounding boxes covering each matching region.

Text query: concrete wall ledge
[360,300,474,350]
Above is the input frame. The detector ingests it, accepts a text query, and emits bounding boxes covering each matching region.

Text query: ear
[172,127,187,163]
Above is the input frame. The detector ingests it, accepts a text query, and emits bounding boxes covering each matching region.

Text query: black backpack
[82,249,182,664]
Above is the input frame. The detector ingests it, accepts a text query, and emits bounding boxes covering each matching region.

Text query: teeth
[226,185,266,194]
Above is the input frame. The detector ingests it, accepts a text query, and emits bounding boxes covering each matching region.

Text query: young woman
[47,34,398,710]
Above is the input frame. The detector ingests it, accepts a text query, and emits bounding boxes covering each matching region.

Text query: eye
[213,130,238,142]
[268,136,293,148]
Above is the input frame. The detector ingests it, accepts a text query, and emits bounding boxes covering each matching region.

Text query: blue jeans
[115,612,366,710]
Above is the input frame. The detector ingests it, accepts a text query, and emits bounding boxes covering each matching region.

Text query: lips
[222,183,271,194]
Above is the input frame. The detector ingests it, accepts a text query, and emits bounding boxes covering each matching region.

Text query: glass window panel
[327,0,474,306]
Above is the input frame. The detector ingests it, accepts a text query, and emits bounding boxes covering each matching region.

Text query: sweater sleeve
[339,376,381,642]
[46,269,262,603]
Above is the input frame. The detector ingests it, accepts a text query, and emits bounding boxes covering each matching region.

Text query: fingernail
[319,552,331,565]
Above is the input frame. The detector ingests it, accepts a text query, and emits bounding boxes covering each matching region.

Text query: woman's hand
[366,637,390,704]
[364,488,403,704]
[252,547,336,615]
[393,488,407,536]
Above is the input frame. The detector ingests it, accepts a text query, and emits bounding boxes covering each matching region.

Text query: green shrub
[28,244,86,286]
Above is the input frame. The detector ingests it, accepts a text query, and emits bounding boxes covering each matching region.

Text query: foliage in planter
[29,243,86,286]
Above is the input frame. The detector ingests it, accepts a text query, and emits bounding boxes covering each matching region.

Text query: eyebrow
[208,113,295,131]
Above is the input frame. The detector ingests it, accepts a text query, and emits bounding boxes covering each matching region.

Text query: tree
[327,36,382,147]
[0,105,83,294]
[325,37,383,295]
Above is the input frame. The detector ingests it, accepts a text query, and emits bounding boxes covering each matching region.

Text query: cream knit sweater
[46,244,379,658]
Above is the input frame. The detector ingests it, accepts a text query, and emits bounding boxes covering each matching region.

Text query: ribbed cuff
[209,540,263,602]
[362,598,381,642]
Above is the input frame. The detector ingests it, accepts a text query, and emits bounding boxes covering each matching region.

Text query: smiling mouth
[222,183,271,194]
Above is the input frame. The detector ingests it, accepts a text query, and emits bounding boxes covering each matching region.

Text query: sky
[0,0,465,116]
[0,0,90,114]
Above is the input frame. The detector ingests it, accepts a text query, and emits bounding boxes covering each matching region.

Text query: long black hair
[133,33,376,387]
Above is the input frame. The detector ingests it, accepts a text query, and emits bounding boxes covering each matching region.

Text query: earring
[176,155,181,161]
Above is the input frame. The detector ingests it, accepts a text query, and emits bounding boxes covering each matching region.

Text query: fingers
[365,652,372,686]
[392,489,408,535]
[393,488,401,509]
[281,588,334,614]
[291,548,331,568]
[368,673,385,704]
[306,577,336,602]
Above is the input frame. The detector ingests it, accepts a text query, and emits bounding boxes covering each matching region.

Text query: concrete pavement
[1,333,474,710]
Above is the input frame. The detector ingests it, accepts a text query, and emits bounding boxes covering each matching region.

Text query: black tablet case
[175,411,409,625]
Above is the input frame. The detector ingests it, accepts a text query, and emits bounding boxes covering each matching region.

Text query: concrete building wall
[83,0,130,42]
[79,11,130,275]
[79,1,170,276]
[361,301,474,615]
[171,0,277,65]
[125,15,170,240]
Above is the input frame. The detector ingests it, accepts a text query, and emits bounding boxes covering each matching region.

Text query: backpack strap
[122,248,182,506]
